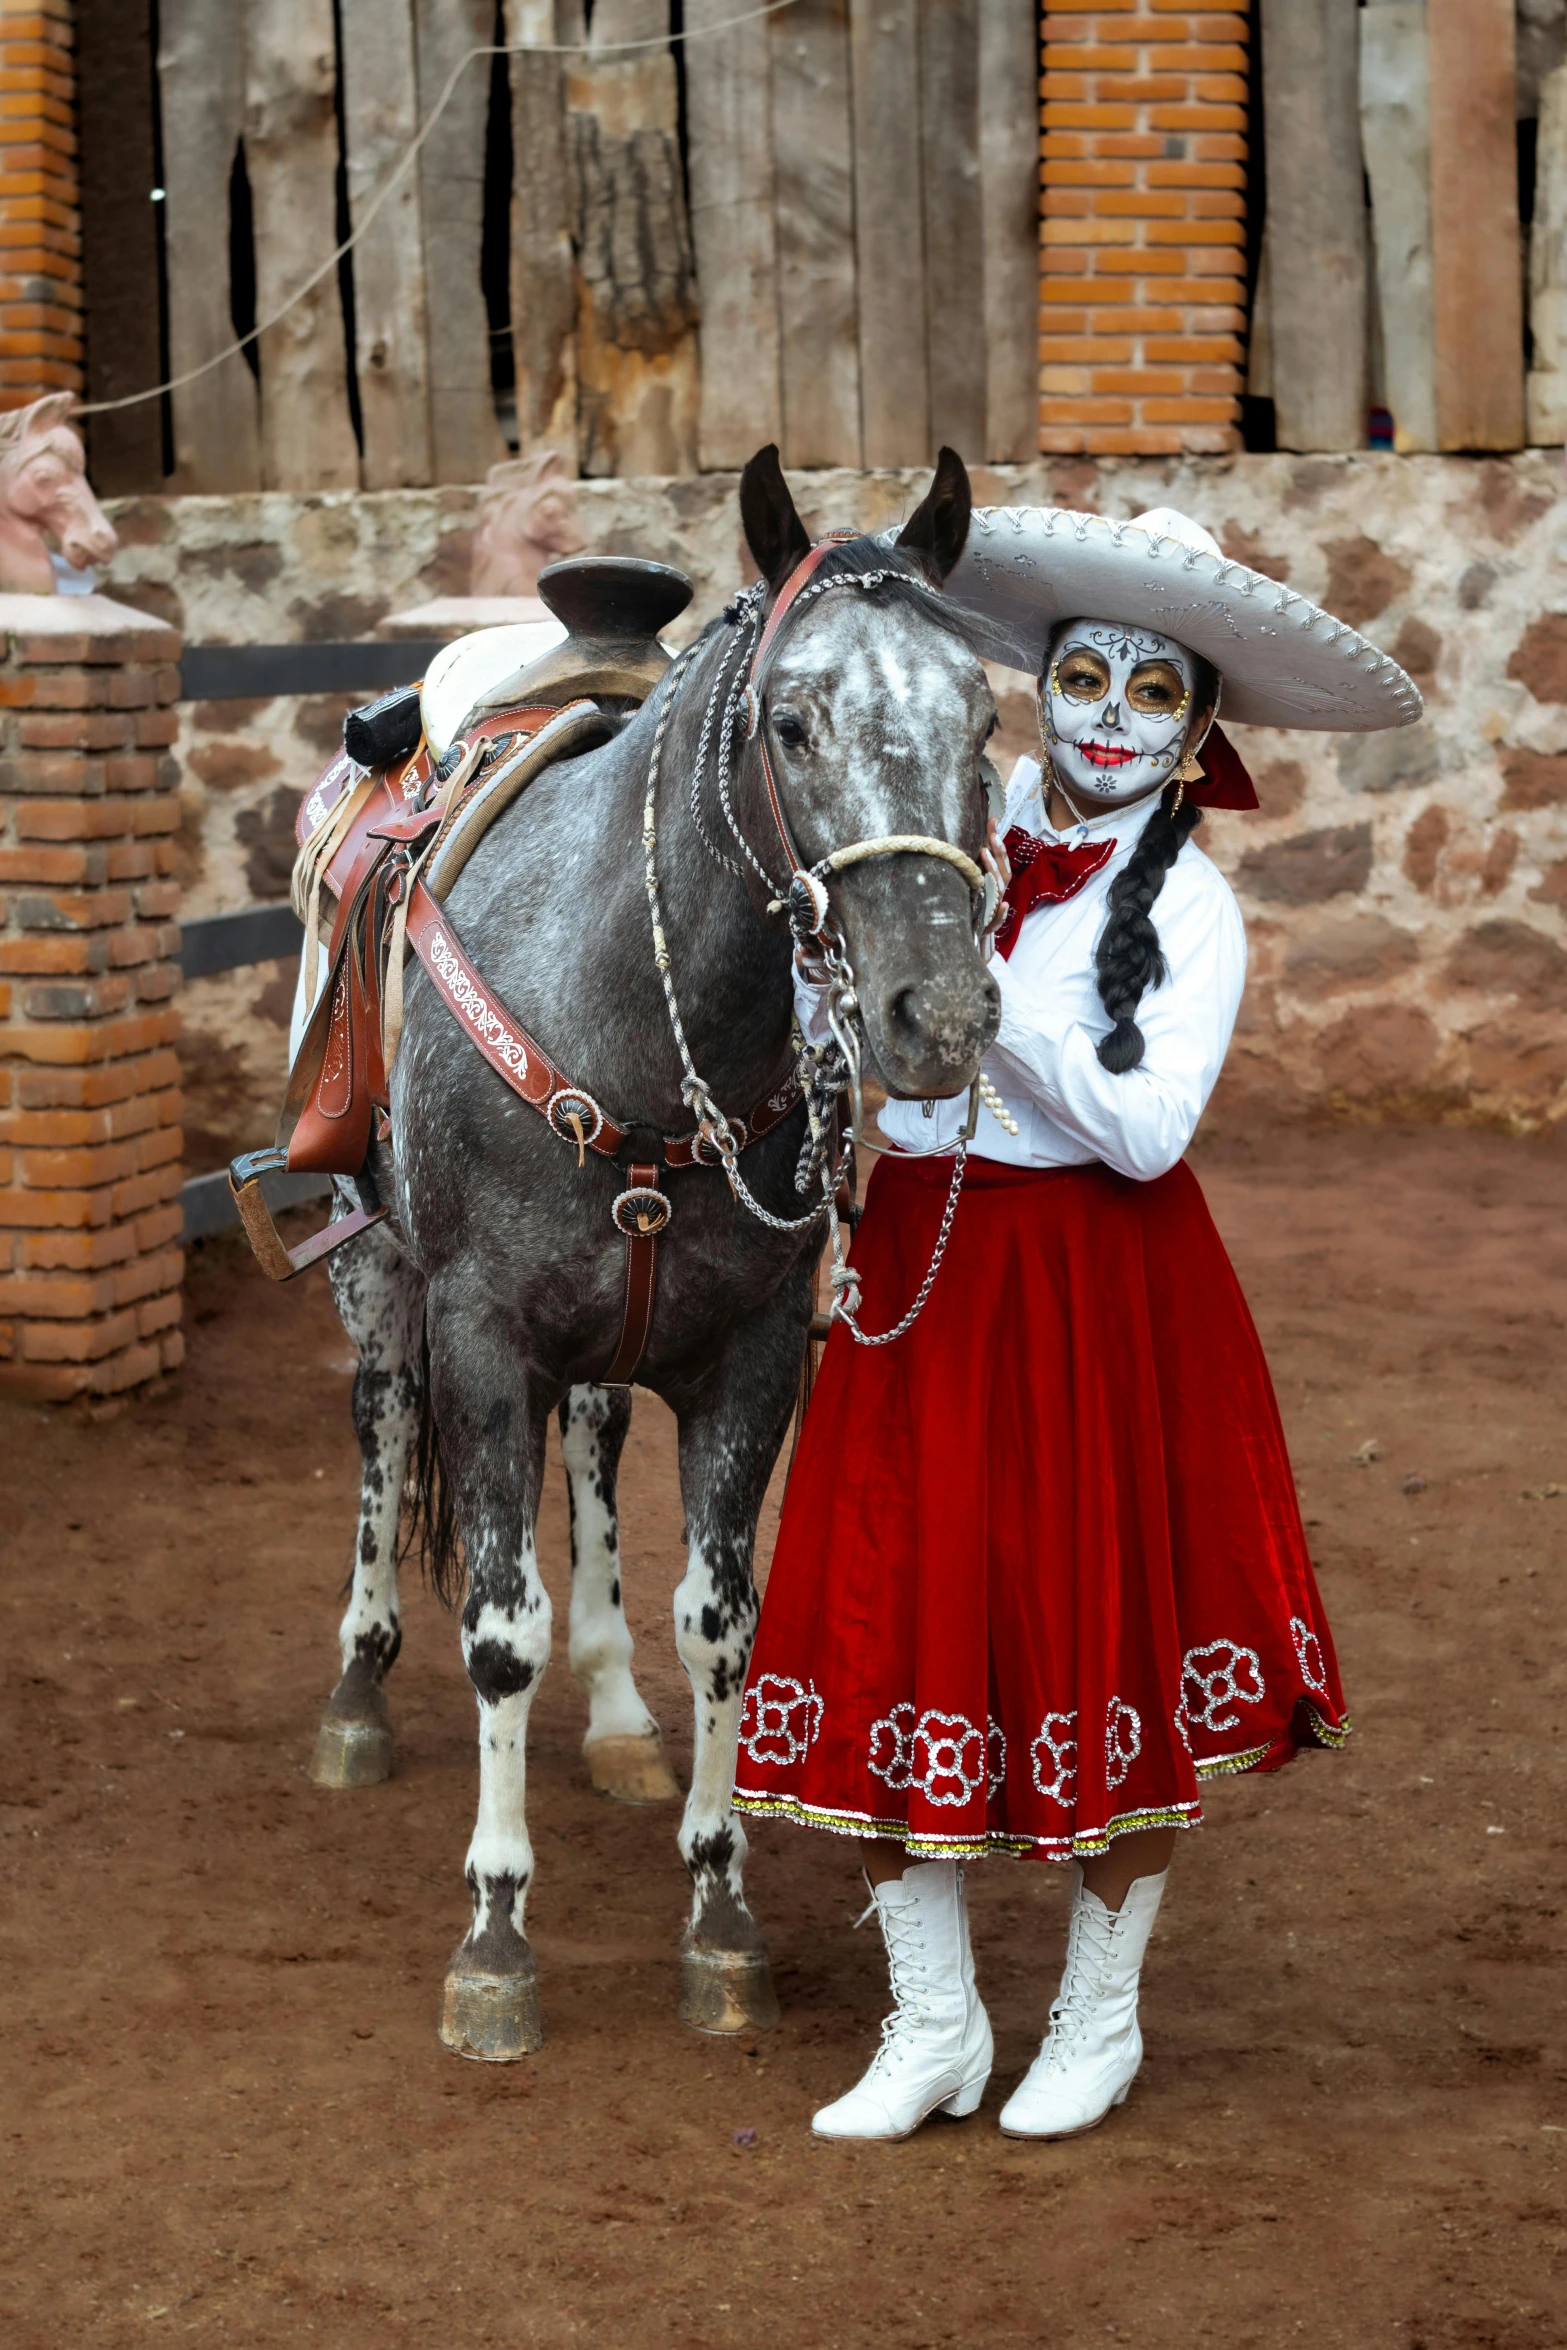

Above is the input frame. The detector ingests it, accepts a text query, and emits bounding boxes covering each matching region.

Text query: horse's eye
[772,712,808,749]
[985,712,999,740]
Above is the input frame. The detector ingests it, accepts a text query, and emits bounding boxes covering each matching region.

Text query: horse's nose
[882,969,1000,1080]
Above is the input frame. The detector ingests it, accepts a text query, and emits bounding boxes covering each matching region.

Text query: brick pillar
[1039,2,1249,456]
[0,593,184,1400]
[0,0,83,407]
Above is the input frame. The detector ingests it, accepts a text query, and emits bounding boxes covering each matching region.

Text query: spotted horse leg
[670,1292,805,2036]
[429,1304,555,2061]
[558,1383,680,1804]
[308,1199,427,1788]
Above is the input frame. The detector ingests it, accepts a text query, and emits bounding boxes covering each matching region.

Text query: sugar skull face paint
[1041,618,1201,810]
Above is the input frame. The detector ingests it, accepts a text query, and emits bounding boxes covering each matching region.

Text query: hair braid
[1093,787,1203,1073]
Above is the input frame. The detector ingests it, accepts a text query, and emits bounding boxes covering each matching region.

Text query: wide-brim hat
[940,505,1423,734]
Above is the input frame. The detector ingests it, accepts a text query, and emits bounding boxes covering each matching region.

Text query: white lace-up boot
[998,1865,1167,2139]
[812,1860,993,2141]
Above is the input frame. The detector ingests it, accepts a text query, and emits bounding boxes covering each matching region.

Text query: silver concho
[611,1185,673,1238]
[547,1088,605,1151]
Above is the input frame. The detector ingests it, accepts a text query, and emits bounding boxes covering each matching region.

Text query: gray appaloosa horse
[308,446,1001,2058]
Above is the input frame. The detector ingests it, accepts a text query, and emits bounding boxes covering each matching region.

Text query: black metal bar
[181,1164,332,1243]
[179,902,305,979]
[178,639,447,702]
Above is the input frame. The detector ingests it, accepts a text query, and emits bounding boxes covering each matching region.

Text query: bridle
[645,538,992,1345]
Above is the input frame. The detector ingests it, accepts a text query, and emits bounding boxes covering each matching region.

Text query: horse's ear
[740,444,811,593]
[27,392,77,435]
[896,446,972,581]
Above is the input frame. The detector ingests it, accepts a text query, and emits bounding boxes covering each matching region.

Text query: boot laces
[869,1900,943,2069]
[1039,1895,1120,2068]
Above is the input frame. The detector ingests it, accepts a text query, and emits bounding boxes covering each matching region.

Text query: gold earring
[1176,746,1205,784]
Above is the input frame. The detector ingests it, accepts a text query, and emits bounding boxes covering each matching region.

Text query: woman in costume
[732,505,1422,2142]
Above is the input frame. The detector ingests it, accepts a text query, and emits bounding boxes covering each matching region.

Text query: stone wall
[99,449,1567,1167]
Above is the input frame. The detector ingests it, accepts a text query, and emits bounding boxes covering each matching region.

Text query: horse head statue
[470,447,588,598]
[0,395,117,595]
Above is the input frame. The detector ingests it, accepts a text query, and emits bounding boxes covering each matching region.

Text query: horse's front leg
[671,1296,806,2036]
[559,1383,680,1804]
[310,1206,426,1787]
[426,1307,554,2062]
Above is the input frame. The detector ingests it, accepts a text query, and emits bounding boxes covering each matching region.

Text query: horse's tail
[402,1317,465,1607]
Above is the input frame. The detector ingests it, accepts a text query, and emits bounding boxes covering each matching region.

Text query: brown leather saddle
[229,557,805,1386]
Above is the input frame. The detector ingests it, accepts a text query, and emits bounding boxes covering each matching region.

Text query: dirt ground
[3,1122,1565,2349]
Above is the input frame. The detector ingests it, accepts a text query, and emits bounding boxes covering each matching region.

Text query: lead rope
[643,606,980,1344]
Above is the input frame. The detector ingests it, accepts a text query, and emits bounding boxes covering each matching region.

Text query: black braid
[1093,786,1203,1073]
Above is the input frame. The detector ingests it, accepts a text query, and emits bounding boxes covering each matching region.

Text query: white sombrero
[939,505,1423,734]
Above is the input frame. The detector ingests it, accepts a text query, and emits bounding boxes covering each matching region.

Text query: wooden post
[157,0,262,491]
[504,0,577,460]
[341,0,434,488]
[1428,0,1525,450]
[245,0,361,493]
[1359,1,1438,453]
[1259,0,1366,453]
[849,0,928,467]
[565,1,699,478]
[919,0,986,465]
[685,0,782,469]
[773,0,859,470]
[1528,62,1567,445]
[979,0,1040,466]
[413,0,509,483]
[73,0,164,492]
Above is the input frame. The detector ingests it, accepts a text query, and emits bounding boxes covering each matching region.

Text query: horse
[305,445,1002,2058]
[0,393,118,595]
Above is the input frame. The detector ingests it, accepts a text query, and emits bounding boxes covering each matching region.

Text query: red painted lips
[1080,741,1137,768]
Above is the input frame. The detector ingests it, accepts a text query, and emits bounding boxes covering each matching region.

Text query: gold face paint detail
[1053,648,1112,704]
[1125,659,1190,719]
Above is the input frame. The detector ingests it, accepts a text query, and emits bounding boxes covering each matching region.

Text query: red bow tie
[993,827,1115,960]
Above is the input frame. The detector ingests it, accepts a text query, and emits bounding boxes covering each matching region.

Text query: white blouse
[799,756,1248,1184]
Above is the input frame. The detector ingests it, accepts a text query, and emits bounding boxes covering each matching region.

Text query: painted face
[1041,617,1201,811]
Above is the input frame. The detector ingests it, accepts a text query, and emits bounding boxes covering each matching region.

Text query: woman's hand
[980,818,1012,939]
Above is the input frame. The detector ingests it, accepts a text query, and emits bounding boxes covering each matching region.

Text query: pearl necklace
[978,1071,1019,1137]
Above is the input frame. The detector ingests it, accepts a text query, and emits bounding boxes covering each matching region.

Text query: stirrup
[228,1146,389,1282]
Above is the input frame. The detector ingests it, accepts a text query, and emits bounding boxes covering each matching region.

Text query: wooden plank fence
[77,0,1042,493]
[51,2,1561,480]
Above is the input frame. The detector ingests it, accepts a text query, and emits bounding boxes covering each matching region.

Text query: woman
[732,504,1422,2141]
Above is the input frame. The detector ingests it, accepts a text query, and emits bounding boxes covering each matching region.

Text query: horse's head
[0,395,117,585]
[737,445,1000,1101]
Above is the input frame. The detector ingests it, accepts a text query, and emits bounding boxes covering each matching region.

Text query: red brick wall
[1039,1,1248,456]
[0,596,184,1399]
[0,0,82,409]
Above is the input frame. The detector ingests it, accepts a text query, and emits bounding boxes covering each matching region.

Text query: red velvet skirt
[733,1151,1349,1862]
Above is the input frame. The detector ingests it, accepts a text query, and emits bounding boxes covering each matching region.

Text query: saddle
[229,555,806,1385]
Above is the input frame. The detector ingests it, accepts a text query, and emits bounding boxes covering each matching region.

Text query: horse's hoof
[308,1715,393,1787]
[585,1729,681,1805]
[439,1957,544,2061]
[678,1944,782,2037]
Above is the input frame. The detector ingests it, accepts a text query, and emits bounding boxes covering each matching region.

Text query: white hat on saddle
[939,504,1423,734]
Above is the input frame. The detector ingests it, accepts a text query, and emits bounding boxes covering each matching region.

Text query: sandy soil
[3,1123,1565,2350]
